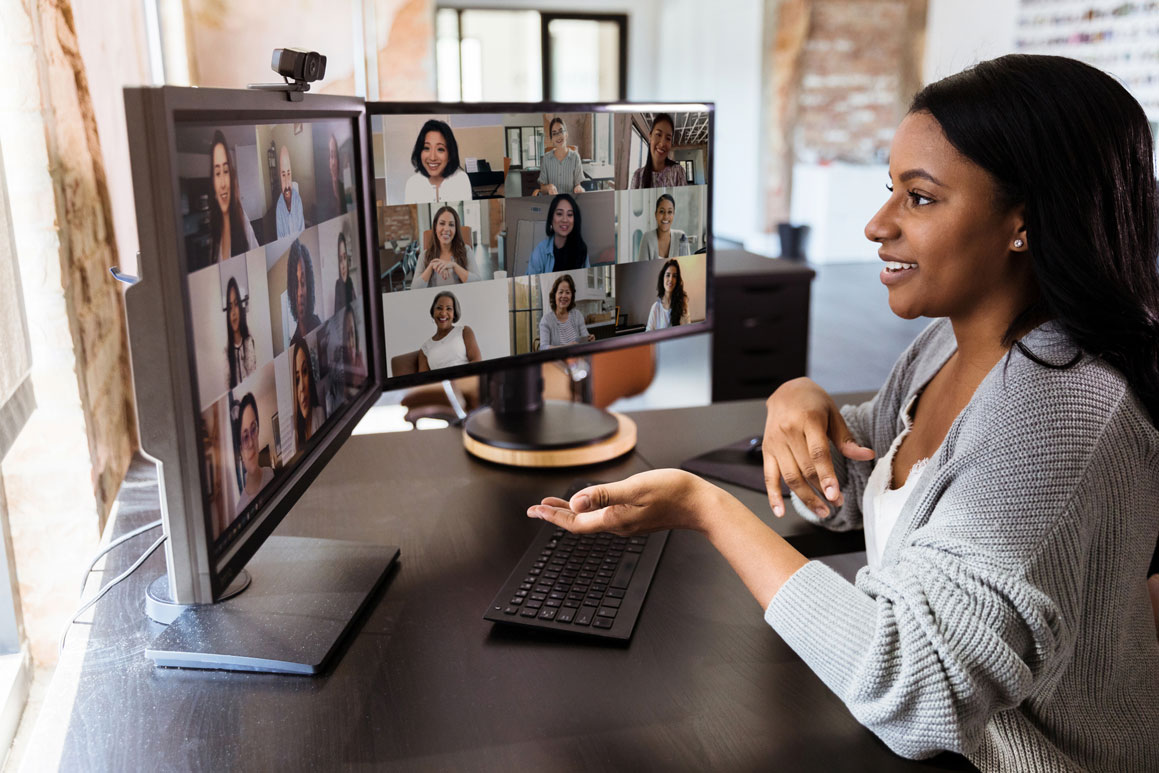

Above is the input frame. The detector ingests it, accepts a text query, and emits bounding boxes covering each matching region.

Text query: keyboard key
[582,599,599,607]
[574,609,593,626]
[520,607,538,618]
[593,617,614,629]
[503,606,519,615]
[545,599,561,608]
[606,588,625,599]
[530,593,546,602]
[509,597,523,606]
[538,608,557,620]
[602,597,621,609]
[557,609,574,623]
[610,554,638,589]
[526,600,542,609]
[597,607,617,618]
[562,600,580,608]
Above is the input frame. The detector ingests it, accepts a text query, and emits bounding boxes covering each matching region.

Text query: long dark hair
[286,239,316,324]
[410,120,461,179]
[291,339,319,447]
[424,205,468,271]
[225,277,250,388]
[208,131,249,260]
[656,259,687,327]
[545,193,587,268]
[912,54,1159,424]
[641,113,677,189]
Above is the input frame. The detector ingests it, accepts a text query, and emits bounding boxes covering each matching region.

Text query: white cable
[79,519,163,596]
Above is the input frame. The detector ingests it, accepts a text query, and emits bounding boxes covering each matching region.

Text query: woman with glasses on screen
[535,117,585,197]
[411,206,480,288]
[630,114,687,190]
[539,274,594,349]
[645,259,689,332]
[417,291,481,372]
[224,277,257,388]
[234,392,274,513]
[530,55,1159,771]
[291,339,325,452]
[404,119,473,204]
[525,194,588,275]
[208,130,258,264]
[636,194,691,263]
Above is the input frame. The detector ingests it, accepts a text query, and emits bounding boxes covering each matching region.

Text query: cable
[59,533,166,656]
[441,379,468,421]
[79,519,163,596]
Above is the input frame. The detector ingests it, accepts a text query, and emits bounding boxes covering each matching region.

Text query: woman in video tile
[536,117,584,197]
[209,130,258,263]
[412,205,480,288]
[404,119,473,204]
[233,392,273,512]
[645,259,689,332]
[320,133,348,220]
[287,239,322,343]
[224,277,257,388]
[525,194,588,274]
[333,231,355,310]
[637,193,691,262]
[417,290,480,372]
[538,273,594,349]
[291,338,324,448]
[339,305,366,394]
[630,113,687,189]
[531,55,1159,771]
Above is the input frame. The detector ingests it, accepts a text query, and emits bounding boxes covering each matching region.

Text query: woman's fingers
[763,453,785,518]
[828,405,875,461]
[773,445,832,519]
[803,424,843,506]
[529,502,607,534]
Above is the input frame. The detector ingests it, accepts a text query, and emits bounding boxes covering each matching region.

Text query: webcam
[271,48,327,83]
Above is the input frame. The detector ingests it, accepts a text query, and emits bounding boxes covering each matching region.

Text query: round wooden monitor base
[463,412,637,468]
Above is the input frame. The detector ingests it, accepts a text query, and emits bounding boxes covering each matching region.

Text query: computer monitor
[121,88,712,673]
[368,104,713,460]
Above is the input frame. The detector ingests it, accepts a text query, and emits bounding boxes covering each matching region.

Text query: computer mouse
[745,435,763,461]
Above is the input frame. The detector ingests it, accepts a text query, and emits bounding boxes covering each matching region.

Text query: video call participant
[224,277,257,388]
[536,117,584,197]
[339,306,366,390]
[318,134,348,221]
[287,239,322,344]
[208,131,258,264]
[417,290,481,372]
[525,194,588,275]
[333,231,355,310]
[291,338,325,450]
[233,392,274,513]
[630,113,687,189]
[531,55,1159,771]
[637,194,691,262]
[645,259,690,331]
[538,274,594,349]
[404,120,473,204]
[275,146,306,239]
[412,206,480,288]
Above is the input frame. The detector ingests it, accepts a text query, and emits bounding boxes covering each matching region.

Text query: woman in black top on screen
[224,277,256,388]
[208,130,258,264]
[333,231,355,310]
[291,338,324,451]
[287,239,322,343]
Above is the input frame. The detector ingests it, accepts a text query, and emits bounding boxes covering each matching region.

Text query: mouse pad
[680,437,789,496]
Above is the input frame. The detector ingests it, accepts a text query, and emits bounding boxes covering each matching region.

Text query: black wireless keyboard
[484,522,668,641]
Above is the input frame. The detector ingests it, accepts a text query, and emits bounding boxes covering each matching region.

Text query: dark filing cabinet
[711,249,815,402]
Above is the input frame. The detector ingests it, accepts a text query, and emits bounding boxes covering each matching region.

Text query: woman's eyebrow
[898,168,945,187]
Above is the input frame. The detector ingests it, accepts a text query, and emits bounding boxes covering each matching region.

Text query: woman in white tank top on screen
[417,290,481,372]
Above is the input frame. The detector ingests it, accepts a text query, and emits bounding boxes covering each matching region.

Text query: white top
[861,393,931,568]
[645,299,690,331]
[420,325,468,370]
[410,246,481,289]
[236,467,275,513]
[403,170,473,204]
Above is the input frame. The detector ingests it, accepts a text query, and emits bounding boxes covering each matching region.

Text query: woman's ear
[1010,206,1029,253]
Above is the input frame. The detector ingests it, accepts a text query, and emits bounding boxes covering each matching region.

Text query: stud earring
[1014,239,1025,248]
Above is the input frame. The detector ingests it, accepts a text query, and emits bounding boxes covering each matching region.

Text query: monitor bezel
[124,85,385,603]
[365,100,715,392]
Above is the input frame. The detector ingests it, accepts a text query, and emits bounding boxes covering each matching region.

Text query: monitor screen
[172,114,372,557]
[369,106,712,386]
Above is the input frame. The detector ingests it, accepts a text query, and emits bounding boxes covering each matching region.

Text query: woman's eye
[908,191,934,206]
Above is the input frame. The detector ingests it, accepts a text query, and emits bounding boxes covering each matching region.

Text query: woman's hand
[572,184,584,195]
[430,258,452,280]
[586,333,596,342]
[763,377,874,520]
[528,469,716,536]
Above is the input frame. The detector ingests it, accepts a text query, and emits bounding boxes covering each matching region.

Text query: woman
[525,194,588,275]
[645,259,689,331]
[538,274,594,349]
[333,232,356,310]
[207,131,258,265]
[403,119,473,204]
[340,306,366,395]
[233,392,274,513]
[224,277,257,388]
[630,114,687,189]
[636,194,691,262]
[291,338,325,451]
[417,291,482,372]
[411,206,480,288]
[287,239,322,344]
[530,56,1159,771]
[535,117,584,197]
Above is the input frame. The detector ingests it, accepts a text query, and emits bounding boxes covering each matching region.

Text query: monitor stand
[462,364,636,467]
[144,536,399,674]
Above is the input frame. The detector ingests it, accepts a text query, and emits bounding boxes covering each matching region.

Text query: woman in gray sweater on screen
[529,55,1159,772]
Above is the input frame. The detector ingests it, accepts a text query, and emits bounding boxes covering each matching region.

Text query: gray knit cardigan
[765,318,1159,771]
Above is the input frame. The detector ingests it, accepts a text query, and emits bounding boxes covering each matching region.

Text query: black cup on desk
[777,223,810,260]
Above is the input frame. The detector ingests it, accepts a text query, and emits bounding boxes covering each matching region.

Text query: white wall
[923,0,1018,84]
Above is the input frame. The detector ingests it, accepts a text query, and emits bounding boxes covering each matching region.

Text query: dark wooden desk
[31,400,972,771]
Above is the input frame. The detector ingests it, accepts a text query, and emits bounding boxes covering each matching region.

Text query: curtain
[0,141,35,460]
